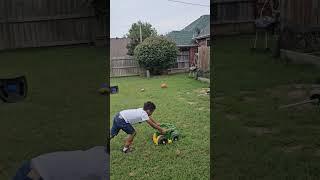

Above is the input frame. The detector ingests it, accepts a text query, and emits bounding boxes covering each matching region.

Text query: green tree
[126,21,157,56]
[134,36,178,75]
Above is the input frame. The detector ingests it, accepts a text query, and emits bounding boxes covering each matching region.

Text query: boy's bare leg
[125,132,136,147]
[123,132,136,152]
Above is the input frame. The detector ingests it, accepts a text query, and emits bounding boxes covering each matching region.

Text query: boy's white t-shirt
[119,108,149,124]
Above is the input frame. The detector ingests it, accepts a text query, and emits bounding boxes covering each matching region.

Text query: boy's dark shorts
[13,161,44,180]
[111,113,135,137]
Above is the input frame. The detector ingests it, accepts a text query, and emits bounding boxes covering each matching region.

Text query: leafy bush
[126,21,157,56]
[134,36,178,75]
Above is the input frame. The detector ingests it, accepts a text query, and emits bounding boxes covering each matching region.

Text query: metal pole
[139,23,142,43]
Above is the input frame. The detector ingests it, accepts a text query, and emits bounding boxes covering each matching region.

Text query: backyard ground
[110,74,210,180]
[0,46,107,179]
[213,36,320,179]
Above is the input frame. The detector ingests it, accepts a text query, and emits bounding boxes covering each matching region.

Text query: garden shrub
[134,36,178,75]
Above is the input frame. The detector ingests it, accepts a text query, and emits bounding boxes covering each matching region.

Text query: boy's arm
[149,116,160,126]
[146,119,165,134]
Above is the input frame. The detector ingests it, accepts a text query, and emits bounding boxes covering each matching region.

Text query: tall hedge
[134,36,178,75]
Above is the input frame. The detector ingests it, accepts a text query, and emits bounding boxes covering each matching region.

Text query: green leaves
[134,36,179,75]
[126,21,157,56]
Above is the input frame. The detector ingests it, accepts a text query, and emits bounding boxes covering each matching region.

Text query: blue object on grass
[110,86,118,94]
[99,84,118,94]
[0,75,27,103]
[7,84,18,93]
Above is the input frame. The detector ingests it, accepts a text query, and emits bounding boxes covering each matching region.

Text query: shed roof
[166,31,195,46]
[166,15,210,46]
[194,23,210,39]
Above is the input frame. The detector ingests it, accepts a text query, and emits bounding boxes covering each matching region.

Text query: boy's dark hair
[143,101,156,112]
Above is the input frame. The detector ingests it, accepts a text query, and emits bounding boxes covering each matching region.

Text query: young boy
[110,101,166,153]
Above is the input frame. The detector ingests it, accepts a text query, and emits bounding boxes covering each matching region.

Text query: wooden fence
[280,0,320,52]
[212,0,256,35]
[198,46,210,72]
[110,54,192,77]
[110,57,140,77]
[281,0,319,28]
[173,50,190,69]
[0,0,105,50]
[211,0,275,35]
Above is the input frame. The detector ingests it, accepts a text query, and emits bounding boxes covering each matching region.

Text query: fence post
[146,70,150,78]
[3,0,11,49]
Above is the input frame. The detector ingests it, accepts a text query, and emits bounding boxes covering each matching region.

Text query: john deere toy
[152,123,180,145]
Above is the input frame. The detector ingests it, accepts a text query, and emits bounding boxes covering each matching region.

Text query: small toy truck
[152,123,180,145]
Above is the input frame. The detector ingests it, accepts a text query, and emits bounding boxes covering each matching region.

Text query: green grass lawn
[213,36,320,179]
[110,74,210,180]
[0,46,107,179]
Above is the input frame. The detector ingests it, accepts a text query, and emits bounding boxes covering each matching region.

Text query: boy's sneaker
[122,147,134,153]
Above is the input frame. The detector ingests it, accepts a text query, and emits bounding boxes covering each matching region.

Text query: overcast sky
[110,0,210,38]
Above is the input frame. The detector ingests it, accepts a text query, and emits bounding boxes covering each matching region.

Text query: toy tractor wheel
[158,135,168,145]
[172,135,179,141]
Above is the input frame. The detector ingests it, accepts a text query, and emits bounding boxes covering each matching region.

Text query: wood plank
[112,66,138,69]
[9,0,14,19]
[12,24,17,48]
[214,0,254,4]
[44,0,49,15]
[0,24,4,49]
[110,74,139,78]
[0,0,4,20]
[111,57,134,60]
[18,23,23,47]
[0,14,95,23]
[212,20,254,25]
[30,0,34,17]
[312,0,318,25]
[36,40,91,47]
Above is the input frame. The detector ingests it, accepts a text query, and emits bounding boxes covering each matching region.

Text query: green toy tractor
[152,123,180,145]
